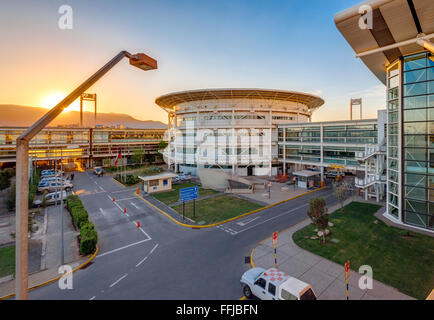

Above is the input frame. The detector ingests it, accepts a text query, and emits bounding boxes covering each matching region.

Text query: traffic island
[172,195,263,225]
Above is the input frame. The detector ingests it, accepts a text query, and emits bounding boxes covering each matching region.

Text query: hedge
[79,222,98,255]
[66,195,98,255]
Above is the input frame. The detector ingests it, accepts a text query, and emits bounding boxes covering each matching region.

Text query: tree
[132,148,145,165]
[307,197,328,244]
[157,140,168,150]
[333,181,351,213]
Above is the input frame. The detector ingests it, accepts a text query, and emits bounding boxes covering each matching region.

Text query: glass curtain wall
[402,52,434,230]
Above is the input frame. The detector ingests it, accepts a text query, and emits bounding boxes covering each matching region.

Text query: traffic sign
[345,260,350,273]
[179,186,198,202]
[272,231,278,247]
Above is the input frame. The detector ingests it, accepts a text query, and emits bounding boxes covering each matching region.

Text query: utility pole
[59,148,64,265]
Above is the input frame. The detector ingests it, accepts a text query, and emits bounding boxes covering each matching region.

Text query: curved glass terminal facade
[387,52,434,230]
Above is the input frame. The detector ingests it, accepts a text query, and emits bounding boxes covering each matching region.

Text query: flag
[114,150,122,165]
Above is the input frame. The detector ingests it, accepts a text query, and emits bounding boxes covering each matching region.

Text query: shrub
[70,206,89,229]
[65,195,98,255]
[80,227,98,255]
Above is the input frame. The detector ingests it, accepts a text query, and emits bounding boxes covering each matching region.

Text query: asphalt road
[27,171,337,300]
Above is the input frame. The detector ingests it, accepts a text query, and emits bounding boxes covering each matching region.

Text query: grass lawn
[172,195,263,225]
[0,245,15,278]
[293,202,434,300]
[151,182,218,205]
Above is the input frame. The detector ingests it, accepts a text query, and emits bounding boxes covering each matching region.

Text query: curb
[0,245,99,300]
[111,177,142,189]
[135,186,325,229]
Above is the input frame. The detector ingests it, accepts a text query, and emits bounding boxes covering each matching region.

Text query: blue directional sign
[179,186,198,202]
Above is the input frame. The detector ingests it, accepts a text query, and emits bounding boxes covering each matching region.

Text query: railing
[355,143,387,160]
[355,174,386,187]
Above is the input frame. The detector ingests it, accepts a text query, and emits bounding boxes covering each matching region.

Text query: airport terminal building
[155,0,433,232]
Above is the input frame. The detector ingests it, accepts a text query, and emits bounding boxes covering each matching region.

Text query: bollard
[137,221,140,228]
[124,208,127,214]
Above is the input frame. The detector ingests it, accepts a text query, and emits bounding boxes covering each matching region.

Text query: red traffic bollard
[137,221,140,228]
[124,208,127,214]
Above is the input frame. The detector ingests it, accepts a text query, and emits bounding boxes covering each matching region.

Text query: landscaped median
[65,195,98,255]
[293,201,434,300]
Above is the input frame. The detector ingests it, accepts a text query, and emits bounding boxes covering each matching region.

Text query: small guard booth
[138,172,178,194]
[292,170,321,189]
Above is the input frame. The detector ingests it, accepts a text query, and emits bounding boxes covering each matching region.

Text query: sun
[40,92,80,112]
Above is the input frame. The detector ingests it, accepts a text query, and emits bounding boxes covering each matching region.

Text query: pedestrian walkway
[251,201,414,300]
[42,204,80,270]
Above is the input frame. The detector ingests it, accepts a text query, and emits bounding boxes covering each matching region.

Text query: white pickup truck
[241,267,317,300]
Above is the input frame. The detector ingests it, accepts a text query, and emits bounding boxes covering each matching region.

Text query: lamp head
[129,53,157,71]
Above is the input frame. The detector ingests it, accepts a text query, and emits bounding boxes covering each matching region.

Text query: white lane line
[99,186,105,192]
[136,244,159,267]
[236,216,260,226]
[138,227,151,240]
[234,193,334,235]
[109,273,128,288]
[99,208,105,216]
[130,202,140,210]
[115,197,137,201]
[89,296,96,300]
[96,239,152,258]
[149,243,158,254]
[94,181,98,185]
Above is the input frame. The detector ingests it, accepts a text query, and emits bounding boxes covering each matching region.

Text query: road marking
[130,202,140,210]
[236,216,260,226]
[96,239,152,258]
[234,193,334,235]
[115,197,137,201]
[90,296,96,300]
[109,273,128,288]
[136,243,159,267]
[99,186,105,192]
[99,208,105,216]
[138,227,151,240]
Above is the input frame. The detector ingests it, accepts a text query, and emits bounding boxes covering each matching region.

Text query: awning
[334,0,434,84]
[292,170,321,178]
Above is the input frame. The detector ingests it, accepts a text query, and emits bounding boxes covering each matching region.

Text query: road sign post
[345,260,350,300]
[272,231,278,268]
[179,186,198,221]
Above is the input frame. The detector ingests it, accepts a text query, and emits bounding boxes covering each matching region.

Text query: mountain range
[0,105,167,129]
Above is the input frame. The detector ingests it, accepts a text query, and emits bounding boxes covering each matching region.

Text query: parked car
[40,177,68,184]
[41,169,55,176]
[240,267,317,300]
[40,171,62,179]
[94,166,104,176]
[33,191,67,207]
[45,181,73,192]
[177,174,191,181]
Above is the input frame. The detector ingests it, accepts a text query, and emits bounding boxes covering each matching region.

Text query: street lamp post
[15,50,157,300]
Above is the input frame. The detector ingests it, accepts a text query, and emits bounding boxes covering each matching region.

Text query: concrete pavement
[251,201,414,300]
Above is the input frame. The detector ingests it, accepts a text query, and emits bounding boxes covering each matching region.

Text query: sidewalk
[251,199,414,300]
[0,258,86,299]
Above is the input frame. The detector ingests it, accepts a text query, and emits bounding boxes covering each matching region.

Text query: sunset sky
[0,0,385,124]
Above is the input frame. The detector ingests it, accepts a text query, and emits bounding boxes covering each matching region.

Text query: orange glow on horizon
[40,92,80,112]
